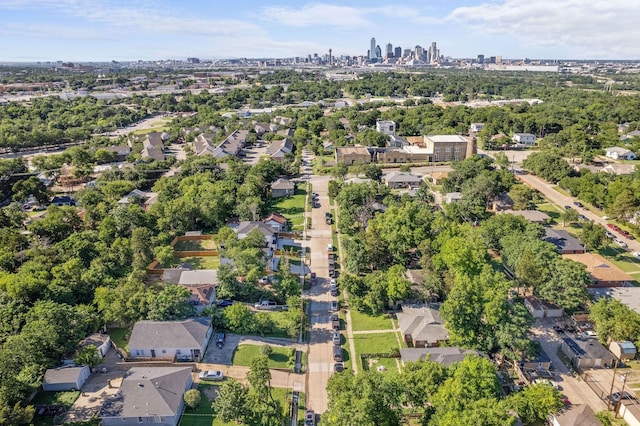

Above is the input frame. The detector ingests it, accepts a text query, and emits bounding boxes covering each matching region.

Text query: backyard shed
[42,365,91,391]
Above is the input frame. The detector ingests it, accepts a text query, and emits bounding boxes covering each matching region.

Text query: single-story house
[100,367,192,426]
[601,163,637,175]
[102,145,131,161]
[42,365,91,391]
[609,341,637,361]
[271,178,295,198]
[397,306,449,348]
[589,287,640,315]
[550,404,600,426]
[263,212,288,232]
[560,335,616,369]
[524,296,564,318]
[544,229,585,254]
[499,210,550,225]
[445,192,462,204]
[519,348,552,372]
[180,285,216,312]
[236,221,278,247]
[51,195,75,207]
[382,172,421,189]
[79,333,112,358]
[141,132,166,161]
[128,317,213,361]
[116,189,159,210]
[322,140,334,151]
[266,138,294,161]
[512,133,537,145]
[605,147,636,161]
[400,347,480,365]
[563,253,634,287]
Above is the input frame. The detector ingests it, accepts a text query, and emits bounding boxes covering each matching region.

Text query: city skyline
[1,0,639,62]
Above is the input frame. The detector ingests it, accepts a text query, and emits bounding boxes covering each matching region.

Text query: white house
[376,120,396,135]
[470,123,485,133]
[128,317,213,361]
[605,147,636,161]
[512,133,537,145]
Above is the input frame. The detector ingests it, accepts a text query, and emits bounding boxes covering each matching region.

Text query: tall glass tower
[370,37,376,60]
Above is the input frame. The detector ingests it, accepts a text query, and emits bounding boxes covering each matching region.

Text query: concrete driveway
[202,333,242,365]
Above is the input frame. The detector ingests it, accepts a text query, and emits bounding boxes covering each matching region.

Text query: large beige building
[335,146,372,164]
[423,135,471,162]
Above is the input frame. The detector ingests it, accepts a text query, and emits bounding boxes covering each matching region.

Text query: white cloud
[0,23,110,40]
[260,3,438,28]
[447,0,640,58]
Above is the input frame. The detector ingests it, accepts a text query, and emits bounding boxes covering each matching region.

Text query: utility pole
[607,357,620,411]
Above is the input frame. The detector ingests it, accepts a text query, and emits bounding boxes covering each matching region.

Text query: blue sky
[0,0,637,62]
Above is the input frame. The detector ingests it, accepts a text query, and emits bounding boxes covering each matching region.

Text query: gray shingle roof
[43,366,88,385]
[397,307,449,343]
[544,229,585,253]
[128,318,211,350]
[100,367,192,418]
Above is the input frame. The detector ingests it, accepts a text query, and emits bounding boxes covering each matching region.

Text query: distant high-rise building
[496,55,503,64]
[394,46,402,58]
[370,37,376,60]
[329,48,332,66]
[415,45,424,60]
[429,42,438,63]
[489,56,496,64]
[375,45,382,59]
[403,48,412,58]
[477,54,485,64]
[386,43,393,59]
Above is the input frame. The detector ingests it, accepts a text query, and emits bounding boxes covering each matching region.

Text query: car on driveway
[333,363,344,372]
[199,370,224,381]
[608,391,637,404]
[215,331,226,348]
[216,299,233,308]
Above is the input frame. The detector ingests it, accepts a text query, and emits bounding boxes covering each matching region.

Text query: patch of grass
[132,126,169,135]
[32,390,80,407]
[174,239,217,251]
[107,327,130,352]
[598,246,640,275]
[535,202,562,223]
[232,344,295,369]
[367,356,399,373]
[350,309,394,332]
[271,184,307,231]
[173,255,220,269]
[353,332,400,358]
[259,310,298,339]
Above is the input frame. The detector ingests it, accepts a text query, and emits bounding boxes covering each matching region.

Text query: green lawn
[172,255,220,269]
[352,332,400,358]
[597,246,640,277]
[366,356,400,373]
[32,390,80,407]
[107,327,130,352]
[535,203,561,223]
[271,185,307,232]
[259,310,298,339]
[132,126,169,135]
[349,309,394,331]
[174,239,218,251]
[180,384,304,426]
[232,344,296,369]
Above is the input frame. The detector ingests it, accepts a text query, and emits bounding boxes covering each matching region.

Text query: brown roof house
[335,146,372,164]
[271,178,295,198]
[100,367,192,426]
[563,253,634,287]
[263,212,288,232]
[397,306,449,348]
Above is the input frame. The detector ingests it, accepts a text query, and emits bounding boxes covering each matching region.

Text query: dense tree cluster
[324,356,563,426]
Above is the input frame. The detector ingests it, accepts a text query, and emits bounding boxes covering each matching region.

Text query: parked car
[332,332,341,345]
[331,313,340,330]
[199,370,224,381]
[331,300,338,312]
[606,231,615,239]
[305,410,316,426]
[574,201,584,208]
[216,299,233,308]
[327,243,333,251]
[608,391,637,404]
[310,272,317,285]
[633,252,640,259]
[614,239,628,249]
[564,205,573,210]
[333,362,344,372]
[215,331,226,348]
[607,223,618,231]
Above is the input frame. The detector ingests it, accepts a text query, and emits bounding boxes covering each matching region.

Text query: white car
[199,370,224,381]
[633,252,640,259]
[614,239,628,249]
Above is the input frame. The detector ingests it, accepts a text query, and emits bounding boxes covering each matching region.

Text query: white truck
[254,300,288,311]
